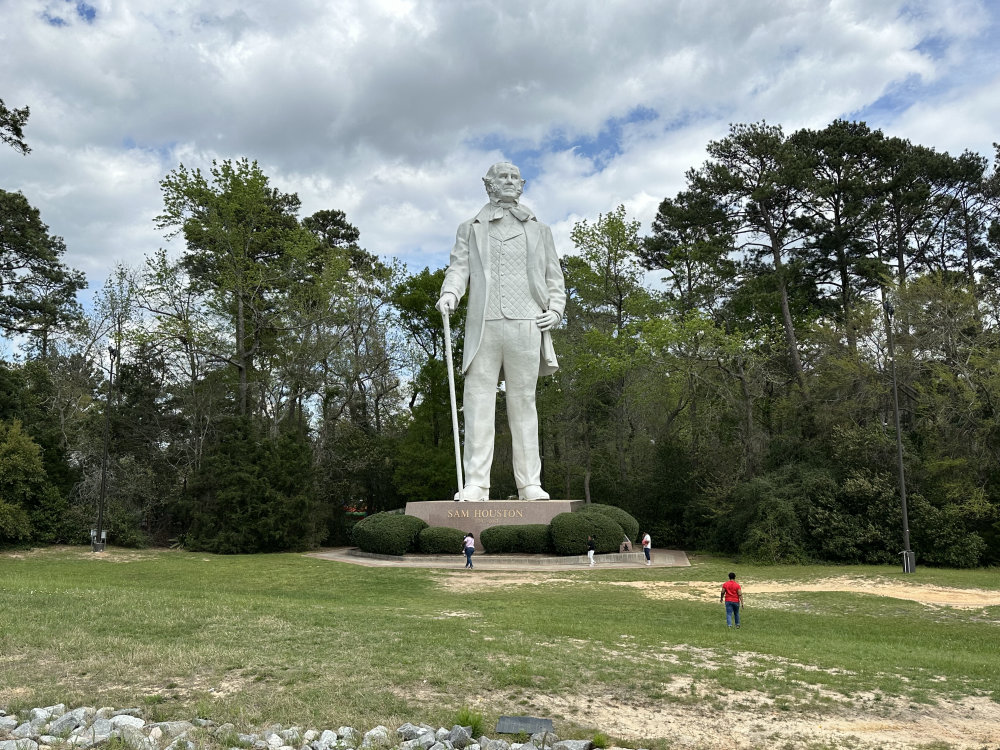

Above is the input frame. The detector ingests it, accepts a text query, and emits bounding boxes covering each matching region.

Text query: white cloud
[1,0,998,303]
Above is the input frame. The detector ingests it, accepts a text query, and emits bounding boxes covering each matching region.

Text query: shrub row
[481,524,551,553]
[351,503,638,557]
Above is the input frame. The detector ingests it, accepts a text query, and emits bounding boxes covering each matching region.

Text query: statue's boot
[519,485,550,501]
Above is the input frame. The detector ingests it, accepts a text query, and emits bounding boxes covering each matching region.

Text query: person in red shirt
[720,572,744,628]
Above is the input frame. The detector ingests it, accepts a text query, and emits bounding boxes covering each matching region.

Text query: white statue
[436,162,566,501]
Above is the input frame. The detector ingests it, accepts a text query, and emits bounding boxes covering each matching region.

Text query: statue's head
[483,161,525,203]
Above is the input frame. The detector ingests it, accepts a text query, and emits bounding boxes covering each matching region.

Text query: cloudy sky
[2,0,999,304]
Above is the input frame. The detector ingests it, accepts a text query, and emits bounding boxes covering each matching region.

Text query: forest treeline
[2,117,999,566]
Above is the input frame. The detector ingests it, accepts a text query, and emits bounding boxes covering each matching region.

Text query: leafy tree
[791,120,885,353]
[0,189,85,351]
[0,419,66,545]
[0,98,30,154]
[392,268,464,502]
[699,122,812,390]
[156,159,317,415]
[183,417,321,553]
[642,186,737,316]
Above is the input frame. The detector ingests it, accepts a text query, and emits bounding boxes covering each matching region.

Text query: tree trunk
[770,232,807,392]
[237,293,247,416]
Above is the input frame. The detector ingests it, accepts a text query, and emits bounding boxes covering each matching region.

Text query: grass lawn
[1,547,998,748]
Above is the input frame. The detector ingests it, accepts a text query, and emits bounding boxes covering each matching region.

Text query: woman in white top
[463,533,475,569]
[641,532,651,566]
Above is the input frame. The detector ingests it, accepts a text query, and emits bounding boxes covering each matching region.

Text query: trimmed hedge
[351,511,428,555]
[578,503,639,542]
[481,524,552,554]
[550,511,622,555]
[419,526,467,554]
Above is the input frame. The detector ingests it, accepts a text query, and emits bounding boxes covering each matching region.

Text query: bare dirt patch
[1,545,166,563]
[396,683,1000,750]
[436,570,999,609]
[431,571,1000,748]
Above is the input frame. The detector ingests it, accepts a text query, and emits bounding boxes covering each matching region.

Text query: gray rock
[253,742,267,750]
[0,718,18,733]
[95,710,115,721]
[213,725,236,738]
[238,735,257,745]
[415,733,436,750]
[42,708,66,722]
[396,725,423,742]
[435,730,449,743]
[0,739,39,750]
[68,718,111,749]
[315,730,337,749]
[448,728,471,750]
[302,731,318,743]
[108,716,145,731]
[11,725,33,741]
[361,727,389,749]
[552,743,591,750]
[28,711,51,726]
[49,709,94,736]
[336,729,358,748]
[467,744,480,750]
[148,722,194,739]
[38,738,61,746]
[116,726,155,750]
[111,710,142,719]
[279,729,302,745]
[530,734,557,749]
[164,743,194,750]
[479,739,510,750]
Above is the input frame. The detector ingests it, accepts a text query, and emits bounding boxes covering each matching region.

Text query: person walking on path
[641,531,651,565]
[721,572,744,628]
[463,533,476,569]
[587,535,596,567]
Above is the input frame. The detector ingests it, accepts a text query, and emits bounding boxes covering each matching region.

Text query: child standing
[720,572,744,628]
[463,533,475,569]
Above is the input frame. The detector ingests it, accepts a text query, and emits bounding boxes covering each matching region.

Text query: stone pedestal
[405,500,583,550]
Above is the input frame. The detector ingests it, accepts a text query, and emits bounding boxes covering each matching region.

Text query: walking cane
[442,311,464,500]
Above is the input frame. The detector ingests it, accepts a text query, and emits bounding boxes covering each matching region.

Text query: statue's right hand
[436,292,458,315]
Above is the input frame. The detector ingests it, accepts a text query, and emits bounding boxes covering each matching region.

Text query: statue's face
[485,163,524,203]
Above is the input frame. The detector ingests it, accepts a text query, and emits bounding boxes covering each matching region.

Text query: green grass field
[1,547,998,749]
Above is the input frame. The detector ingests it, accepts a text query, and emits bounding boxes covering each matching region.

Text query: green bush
[352,511,428,555]
[578,503,639,542]
[0,499,32,546]
[550,511,622,555]
[481,524,551,553]
[418,526,466,554]
[184,418,323,554]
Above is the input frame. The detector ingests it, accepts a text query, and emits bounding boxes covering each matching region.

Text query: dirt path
[435,571,1000,749]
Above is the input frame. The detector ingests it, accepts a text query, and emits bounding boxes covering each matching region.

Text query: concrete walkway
[307,547,690,570]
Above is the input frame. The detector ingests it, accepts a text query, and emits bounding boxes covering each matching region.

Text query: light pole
[93,346,117,553]
[883,302,915,573]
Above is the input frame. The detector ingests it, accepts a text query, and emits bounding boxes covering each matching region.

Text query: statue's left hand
[535,310,561,331]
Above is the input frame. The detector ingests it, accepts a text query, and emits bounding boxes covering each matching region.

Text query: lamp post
[93,346,117,553]
[883,302,915,573]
